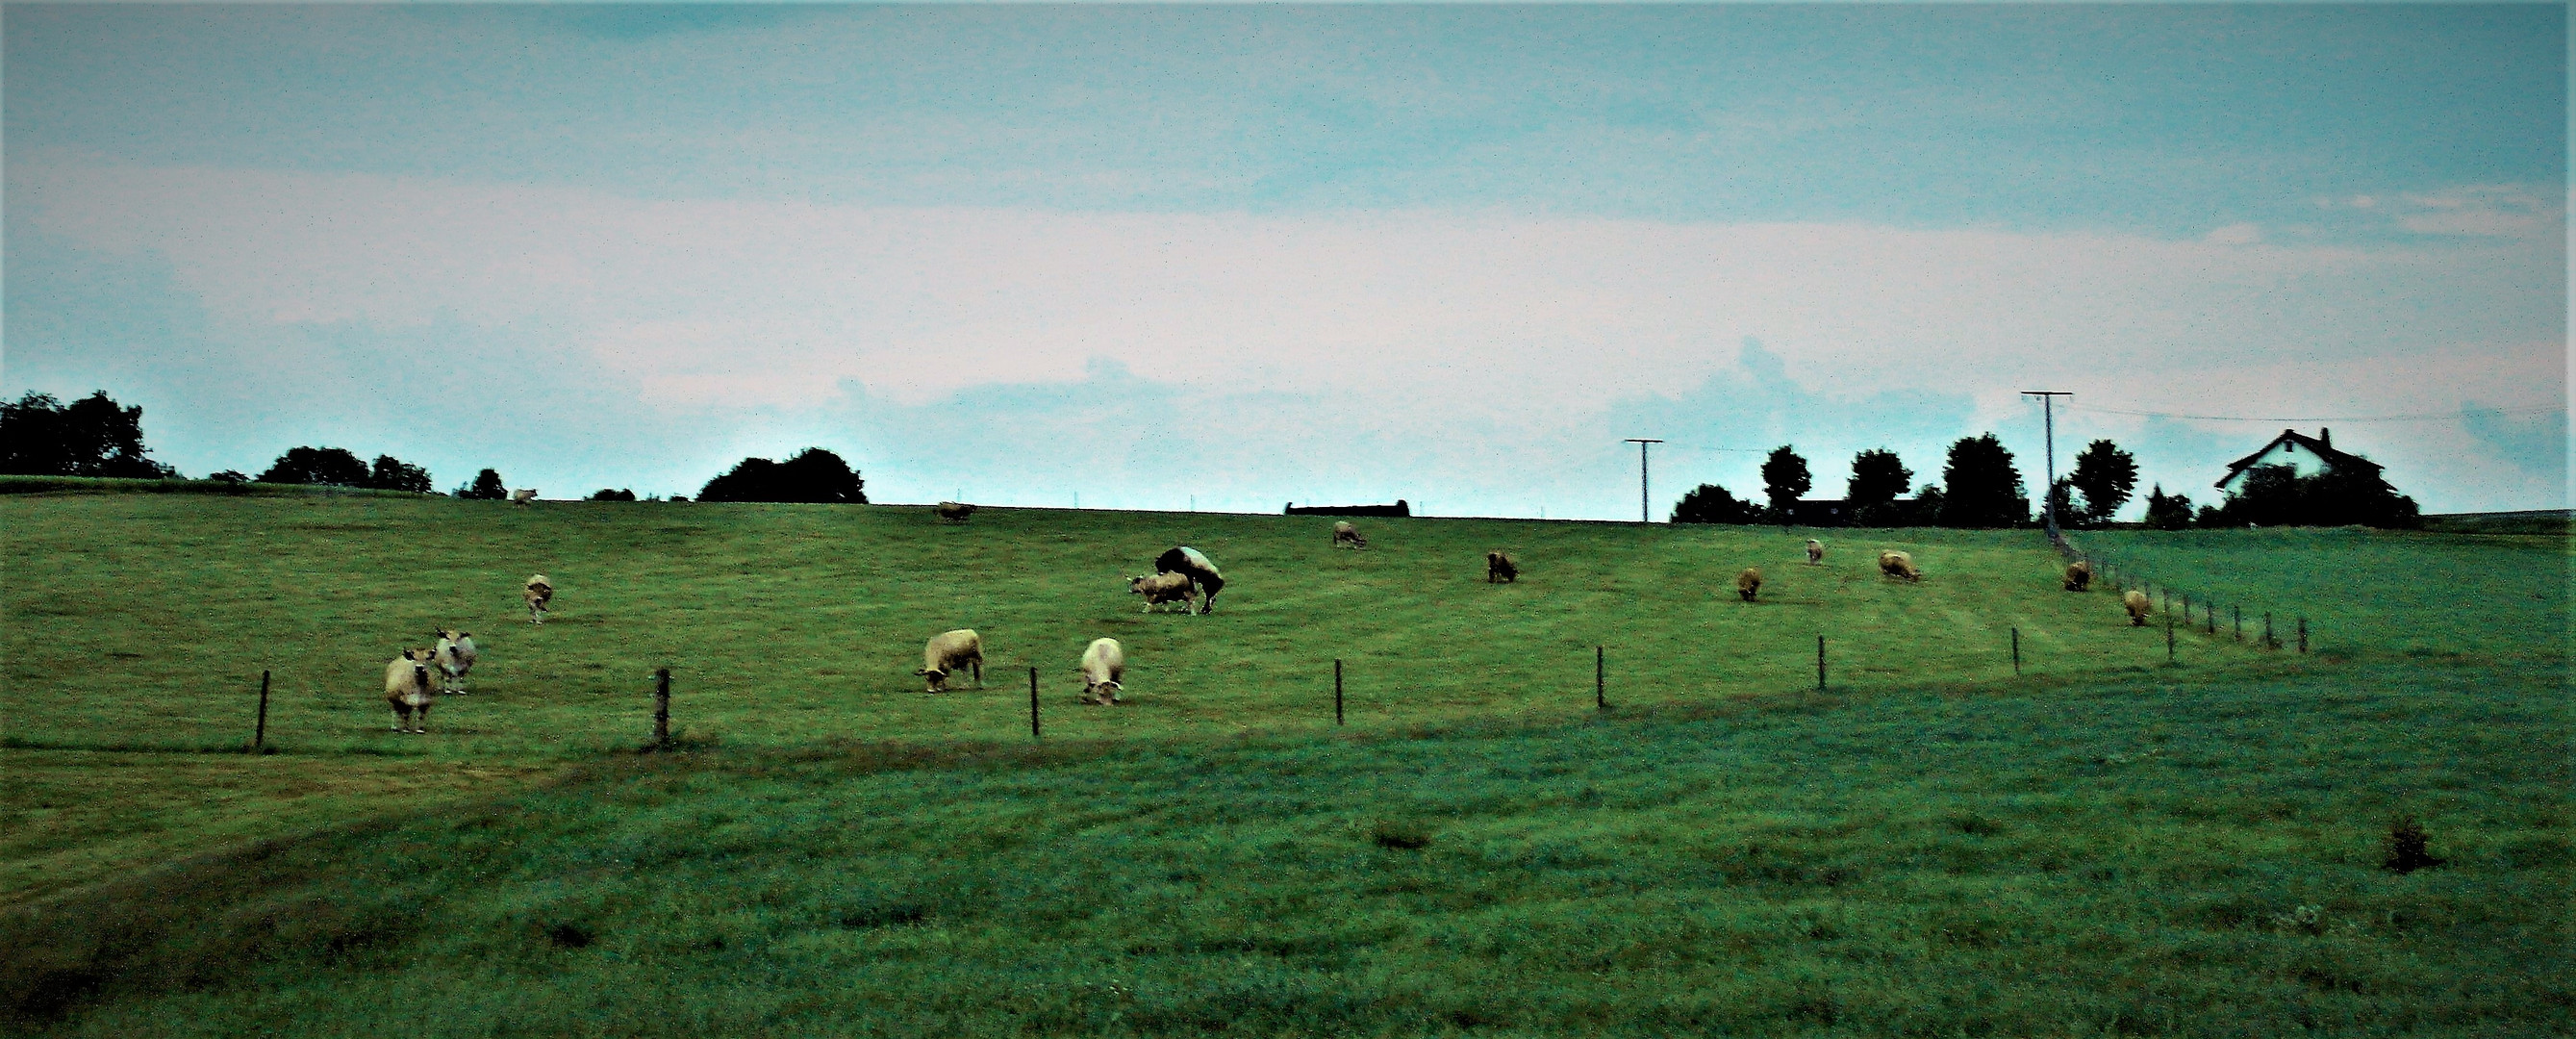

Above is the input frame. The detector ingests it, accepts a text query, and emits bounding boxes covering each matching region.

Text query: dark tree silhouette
[1937,434,2029,528]
[0,390,178,478]
[367,455,433,494]
[455,469,508,500]
[588,488,638,501]
[1845,448,1912,524]
[1759,445,1811,521]
[699,447,868,503]
[2142,484,2194,530]
[2202,463,2418,528]
[257,446,370,487]
[1670,483,1764,524]
[2067,440,2139,525]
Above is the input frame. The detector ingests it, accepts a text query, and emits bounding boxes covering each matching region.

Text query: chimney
[2319,427,2331,447]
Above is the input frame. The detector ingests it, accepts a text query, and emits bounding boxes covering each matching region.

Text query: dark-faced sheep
[1486,550,1519,583]
[936,501,977,523]
[524,574,554,624]
[2123,589,2152,625]
[1332,520,1367,549]
[1736,567,1763,602]
[2063,561,2093,593]
[1128,571,1197,614]
[1080,637,1125,705]
[1806,539,1825,566]
[433,628,478,695]
[385,647,436,733]
[1154,546,1225,614]
[1878,550,1920,582]
[917,629,984,693]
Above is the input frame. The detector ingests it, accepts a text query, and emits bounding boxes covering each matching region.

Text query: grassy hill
[1,495,2564,1035]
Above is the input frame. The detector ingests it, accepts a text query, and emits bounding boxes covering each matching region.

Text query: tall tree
[0,390,178,478]
[2142,484,2194,530]
[1845,449,1912,507]
[1670,483,1762,524]
[1759,445,1811,520]
[1937,434,2029,528]
[455,469,508,499]
[366,455,433,494]
[2067,439,2140,525]
[257,446,370,487]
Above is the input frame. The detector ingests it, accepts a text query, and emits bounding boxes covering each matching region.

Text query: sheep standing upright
[936,501,977,522]
[1806,539,1825,566]
[523,574,554,624]
[1735,567,1763,602]
[2063,561,2093,593]
[1486,550,1519,583]
[384,647,436,733]
[916,629,985,693]
[1079,638,1125,705]
[432,628,478,695]
[2123,589,2152,625]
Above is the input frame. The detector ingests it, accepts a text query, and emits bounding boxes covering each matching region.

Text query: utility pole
[1625,439,1663,523]
[2022,392,2071,539]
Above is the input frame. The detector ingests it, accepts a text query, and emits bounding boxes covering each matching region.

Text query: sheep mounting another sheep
[1080,637,1125,706]
[1331,520,1367,549]
[1806,539,1825,566]
[1487,550,1519,583]
[1735,567,1763,602]
[936,501,977,523]
[917,629,984,693]
[1878,550,1920,582]
[2123,590,2152,625]
[2064,561,2093,593]
[1154,546,1225,614]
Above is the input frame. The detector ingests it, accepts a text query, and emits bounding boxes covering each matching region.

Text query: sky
[5,3,2565,518]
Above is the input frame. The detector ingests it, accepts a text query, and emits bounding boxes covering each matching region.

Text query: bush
[256,447,370,488]
[454,469,507,500]
[0,391,178,479]
[587,489,637,502]
[1671,483,1763,524]
[698,448,868,504]
[366,455,432,494]
[2142,485,2194,530]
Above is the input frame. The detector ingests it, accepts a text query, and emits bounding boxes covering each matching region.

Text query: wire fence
[2047,529,2310,655]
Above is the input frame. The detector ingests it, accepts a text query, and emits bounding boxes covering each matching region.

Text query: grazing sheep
[1878,550,1920,582]
[510,489,539,505]
[1128,571,1198,614]
[916,629,984,693]
[523,574,554,624]
[2063,561,2093,593]
[1079,637,1125,705]
[384,647,436,733]
[1154,546,1225,614]
[936,501,977,522]
[1486,550,1519,583]
[1806,539,1825,566]
[1736,567,1763,602]
[432,628,478,695]
[2123,589,2152,625]
[1332,520,1367,549]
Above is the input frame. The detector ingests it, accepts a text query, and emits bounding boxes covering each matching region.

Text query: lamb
[936,501,977,523]
[1079,637,1125,706]
[1332,520,1367,549]
[1128,571,1198,613]
[1735,567,1763,602]
[2063,561,2093,593]
[1806,539,1825,566]
[1486,550,1519,583]
[510,488,539,505]
[384,647,436,733]
[916,629,984,693]
[1878,550,1920,582]
[2123,589,2152,625]
[1154,546,1225,614]
[523,574,554,624]
[432,628,478,695]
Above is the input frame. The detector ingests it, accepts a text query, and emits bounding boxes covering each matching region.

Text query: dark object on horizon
[2068,439,2139,525]
[698,447,868,503]
[1285,500,1409,517]
[456,469,508,500]
[367,455,433,494]
[1779,499,1848,526]
[253,446,432,492]
[1845,448,1913,523]
[2142,484,2195,530]
[1670,483,1762,524]
[1760,445,1812,521]
[0,390,180,478]
[588,488,638,502]
[1938,434,2030,528]
[2200,429,2420,528]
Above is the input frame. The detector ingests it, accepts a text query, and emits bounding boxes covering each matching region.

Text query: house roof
[2216,428,2378,490]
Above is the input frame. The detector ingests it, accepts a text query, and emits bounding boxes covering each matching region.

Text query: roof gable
[2217,428,2378,489]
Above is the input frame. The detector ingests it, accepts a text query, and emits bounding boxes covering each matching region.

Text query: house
[2215,428,2378,494]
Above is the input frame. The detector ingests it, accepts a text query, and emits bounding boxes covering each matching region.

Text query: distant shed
[1286,500,1411,518]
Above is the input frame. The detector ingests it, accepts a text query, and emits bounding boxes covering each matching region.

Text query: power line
[2066,402,2561,423]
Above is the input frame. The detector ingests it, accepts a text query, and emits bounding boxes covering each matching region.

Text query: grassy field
[2,492,2565,1035]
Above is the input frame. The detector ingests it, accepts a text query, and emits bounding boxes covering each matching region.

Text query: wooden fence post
[2011,627,2021,675]
[1816,636,1827,692]
[1334,659,1344,726]
[1595,646,1605,712]
[2297,617,2308,654]
[2234,605,2243,642]
[652,668,671,748]
[1029,667,1041,739]
[252,670,270,752]
[2166,612,2176,662]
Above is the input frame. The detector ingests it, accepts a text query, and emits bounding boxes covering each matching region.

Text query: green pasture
[3,494,2265,760]
[2,490,2565,1035]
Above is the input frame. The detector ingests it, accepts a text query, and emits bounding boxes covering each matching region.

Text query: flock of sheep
[373,513,2151,733]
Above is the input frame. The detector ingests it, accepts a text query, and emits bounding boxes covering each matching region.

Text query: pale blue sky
[6,4,2565,515]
